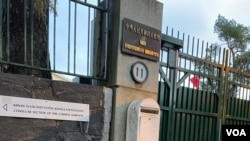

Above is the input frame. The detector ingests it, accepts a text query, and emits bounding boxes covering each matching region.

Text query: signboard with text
[0,95,89,121]
[122,18,161,61]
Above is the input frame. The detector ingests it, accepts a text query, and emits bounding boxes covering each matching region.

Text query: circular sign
[131,61,148,83]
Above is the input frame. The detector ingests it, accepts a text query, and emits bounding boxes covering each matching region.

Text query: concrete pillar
[107,0,163,141]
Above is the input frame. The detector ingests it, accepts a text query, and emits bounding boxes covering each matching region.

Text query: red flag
[190,76,199,89]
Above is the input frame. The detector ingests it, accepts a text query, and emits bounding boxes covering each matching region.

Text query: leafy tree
[214,15,250,62]
[1,0,56,78]
[195,15,250,94]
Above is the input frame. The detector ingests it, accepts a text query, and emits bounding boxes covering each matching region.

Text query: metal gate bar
[0,0,109,80]
[159,27,250,141]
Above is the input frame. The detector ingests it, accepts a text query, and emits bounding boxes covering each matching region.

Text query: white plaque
[131,61,148,83]
[0,95,89,121]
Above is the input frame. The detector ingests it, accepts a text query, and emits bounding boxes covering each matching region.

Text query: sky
[159,0,250,45]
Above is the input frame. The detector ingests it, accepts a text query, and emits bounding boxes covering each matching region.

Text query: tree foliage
[214,15,250,58]
[214,15,250,71]
[34,0,57,16]
[195,15,250,93]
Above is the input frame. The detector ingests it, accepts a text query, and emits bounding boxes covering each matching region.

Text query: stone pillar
[108,0,163,141]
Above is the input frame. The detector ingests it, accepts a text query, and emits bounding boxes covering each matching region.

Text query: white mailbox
[126,98,160,141]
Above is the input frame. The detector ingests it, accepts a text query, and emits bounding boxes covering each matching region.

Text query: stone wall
[0,73,112,141]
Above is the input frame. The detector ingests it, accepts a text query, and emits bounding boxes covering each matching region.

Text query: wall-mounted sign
[0,95,89,121]
[131,61,148,83]
[122,18,161,61]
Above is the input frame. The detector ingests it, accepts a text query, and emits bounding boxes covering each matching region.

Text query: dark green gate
[158,28,250,141]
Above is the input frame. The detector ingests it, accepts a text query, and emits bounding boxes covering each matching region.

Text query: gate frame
[158,32,250,141]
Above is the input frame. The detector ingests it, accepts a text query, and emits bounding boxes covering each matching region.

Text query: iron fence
[0,0,109,81]
[159,27,250,141]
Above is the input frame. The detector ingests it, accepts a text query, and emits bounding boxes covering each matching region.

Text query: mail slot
[126,98,160,141]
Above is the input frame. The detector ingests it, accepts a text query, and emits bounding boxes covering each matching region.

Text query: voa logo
[226,129,246,136]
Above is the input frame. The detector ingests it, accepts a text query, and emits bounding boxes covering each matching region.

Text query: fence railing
[158,27,250,141]
[0,0,109,81]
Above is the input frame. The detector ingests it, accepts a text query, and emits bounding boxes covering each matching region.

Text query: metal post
[161,34,183,141]
[31,0,34,66]
[0,0,2,61]
[167,49,179,141]
[24,0,27,64]
[7,0,10,62]
[165,66,177,141]
[53,0,57,71]
[67,0,71,73]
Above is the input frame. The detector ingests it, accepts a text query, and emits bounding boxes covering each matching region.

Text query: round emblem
[131,61,148,83]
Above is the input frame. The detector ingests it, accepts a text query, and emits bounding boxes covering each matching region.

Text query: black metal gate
[0,0,109,80]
